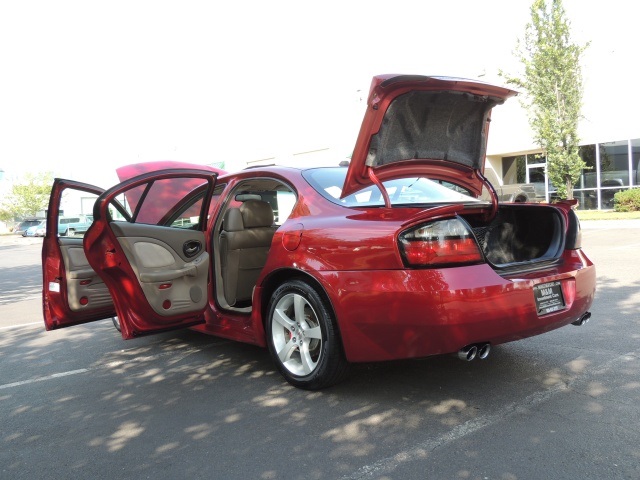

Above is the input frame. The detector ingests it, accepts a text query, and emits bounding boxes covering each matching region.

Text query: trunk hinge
[555,198,579,211]
[476,169,498,221]
[367,167,391,208]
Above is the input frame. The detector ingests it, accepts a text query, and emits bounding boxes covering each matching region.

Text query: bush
[614,188,640,212]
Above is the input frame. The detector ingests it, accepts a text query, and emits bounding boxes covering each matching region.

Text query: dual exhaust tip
[458,311,593,362]
[458,343,491,362]
[571,311,591,326]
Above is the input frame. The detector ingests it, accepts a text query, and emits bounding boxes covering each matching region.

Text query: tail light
[399,218,483,267]
[565,208,582,249]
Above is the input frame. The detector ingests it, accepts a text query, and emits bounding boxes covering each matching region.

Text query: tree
[1,172,53,220]
[0,206,12,223]
[502,0,588,200]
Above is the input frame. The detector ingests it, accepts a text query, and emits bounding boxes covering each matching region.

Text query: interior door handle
[139,264,197,282]
[183,240,202,258]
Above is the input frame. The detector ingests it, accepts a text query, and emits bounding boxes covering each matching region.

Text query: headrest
[240,200,274,228]
[223,208,244,232]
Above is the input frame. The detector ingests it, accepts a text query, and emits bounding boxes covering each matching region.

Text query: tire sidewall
[266,279,337,389]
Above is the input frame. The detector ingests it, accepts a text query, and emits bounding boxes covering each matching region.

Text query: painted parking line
[341,351,638,480]
[0,321,43,331]
[0,369,90,390]
[0,343,226,391]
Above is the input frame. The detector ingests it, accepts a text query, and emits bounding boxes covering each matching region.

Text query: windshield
[303,167,484,207]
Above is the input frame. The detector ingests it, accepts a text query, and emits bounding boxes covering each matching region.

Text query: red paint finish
[43,163,596,365]
[312,250,594,362]
[42,179,116,331]
[342,75,518,198]
[83,169,217,338]
[41,75,596,381]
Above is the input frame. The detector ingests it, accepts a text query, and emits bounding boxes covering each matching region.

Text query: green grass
[576,210,640,220]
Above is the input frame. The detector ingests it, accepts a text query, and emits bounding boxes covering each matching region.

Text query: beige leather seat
[220,200,276,306]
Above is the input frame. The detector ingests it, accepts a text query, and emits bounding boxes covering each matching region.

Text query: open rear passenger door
[42,179,115,330]
[43,169,218,340]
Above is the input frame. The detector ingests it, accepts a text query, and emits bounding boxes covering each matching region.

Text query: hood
[342,74,517,199]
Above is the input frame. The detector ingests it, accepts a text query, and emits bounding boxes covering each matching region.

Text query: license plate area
[534,281,566,315]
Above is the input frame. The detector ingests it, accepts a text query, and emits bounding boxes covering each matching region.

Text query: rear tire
[266,279,348,390]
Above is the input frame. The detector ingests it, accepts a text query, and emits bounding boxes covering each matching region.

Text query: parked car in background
[58,215,94,236]
[24,220,46,237]
[41,74,596,390]
[35,222,47,237]
[16,218,42,235]
[581,166,640,208]
[482,165,537,203]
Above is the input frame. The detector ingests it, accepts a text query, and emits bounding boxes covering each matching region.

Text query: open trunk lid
[342,74,517,199]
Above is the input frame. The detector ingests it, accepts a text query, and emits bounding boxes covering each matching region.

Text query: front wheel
[266,280,348,390]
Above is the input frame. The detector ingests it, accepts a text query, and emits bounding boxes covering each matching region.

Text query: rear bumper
[319,249,595,362]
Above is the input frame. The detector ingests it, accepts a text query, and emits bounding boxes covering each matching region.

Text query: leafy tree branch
[1,172,53,220]
[501,0,588,200]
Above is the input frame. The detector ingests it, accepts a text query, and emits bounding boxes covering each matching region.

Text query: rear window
[18,220,40,230]
[302,167,483,207]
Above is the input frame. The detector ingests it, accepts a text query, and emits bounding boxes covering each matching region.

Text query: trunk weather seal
[492,257,564,276]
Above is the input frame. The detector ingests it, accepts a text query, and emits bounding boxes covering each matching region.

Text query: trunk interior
[464,205,565,270]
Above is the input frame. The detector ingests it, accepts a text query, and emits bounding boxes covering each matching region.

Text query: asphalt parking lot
[1,221,639,480]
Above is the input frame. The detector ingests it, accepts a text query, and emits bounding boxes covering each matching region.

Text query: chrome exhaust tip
[571,311,591,326]
[458,345,478,361]
[477,343,491,360]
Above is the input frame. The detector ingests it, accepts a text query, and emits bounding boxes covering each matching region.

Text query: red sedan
[42,74,596,389]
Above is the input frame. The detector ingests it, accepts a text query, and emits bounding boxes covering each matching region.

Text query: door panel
[112,223,209,316]
[59,238,113,311]
[42,179,115,331]
[83,168,218,338]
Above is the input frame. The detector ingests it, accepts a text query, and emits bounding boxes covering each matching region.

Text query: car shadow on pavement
[1,274,639,480]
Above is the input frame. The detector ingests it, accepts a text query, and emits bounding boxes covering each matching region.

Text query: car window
[167,195,205,229]
[107,177,210,230]
[302,167,482,207]
[17,220,41,232]
[57,192,99,237]
[221,180,297,227]
[273,191,296,225]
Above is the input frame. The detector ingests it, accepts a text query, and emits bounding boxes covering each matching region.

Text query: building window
[598,140,629,208]
[631,138,640,187]
[497,139,639,210]
[578,144,597,187]
[571,144,597,210]
[526,152,546,165]
[600,140,630,186]
[501,155,526,184]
